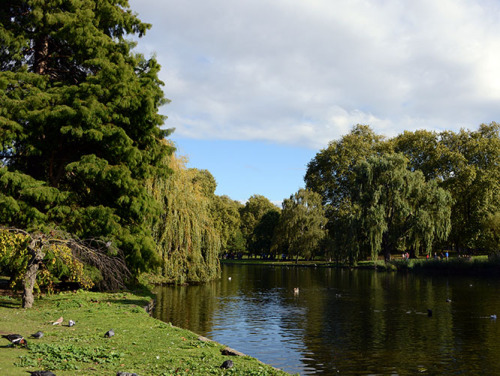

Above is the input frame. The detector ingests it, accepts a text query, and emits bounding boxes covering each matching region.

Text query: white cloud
[130,0,500,149]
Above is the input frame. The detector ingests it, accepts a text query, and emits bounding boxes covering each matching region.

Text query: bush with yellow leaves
[0,229,94,293]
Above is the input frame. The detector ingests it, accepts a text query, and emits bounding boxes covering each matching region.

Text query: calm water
[153,264,500,375]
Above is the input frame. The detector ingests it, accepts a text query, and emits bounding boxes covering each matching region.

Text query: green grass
[0,290,290,376]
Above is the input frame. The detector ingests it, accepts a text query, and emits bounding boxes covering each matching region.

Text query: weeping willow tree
[352,154,452,262]
[146,150,221,284]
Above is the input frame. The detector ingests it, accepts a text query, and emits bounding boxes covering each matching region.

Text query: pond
[153,263,500,375]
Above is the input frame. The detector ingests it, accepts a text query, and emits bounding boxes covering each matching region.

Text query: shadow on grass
[102,297,152,308]
[100,288,155,311]
[0,344,15,349]
[0,277,21,308]
[0,285,21,308]
[0,299,21,309]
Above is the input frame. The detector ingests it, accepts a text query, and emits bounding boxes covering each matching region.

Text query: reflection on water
[154,264,500,375]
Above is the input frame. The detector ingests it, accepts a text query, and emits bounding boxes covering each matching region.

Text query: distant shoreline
[221,256,500,276]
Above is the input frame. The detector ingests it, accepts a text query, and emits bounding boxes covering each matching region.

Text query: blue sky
[172,137,317,204]
[129,0,500,204]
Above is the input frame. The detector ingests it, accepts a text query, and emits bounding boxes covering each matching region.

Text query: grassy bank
[0,290,289,376]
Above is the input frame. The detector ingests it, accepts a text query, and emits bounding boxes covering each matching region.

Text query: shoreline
[221,256,500,276]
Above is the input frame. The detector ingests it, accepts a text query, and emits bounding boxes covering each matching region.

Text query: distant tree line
[231,123,500,266]
[304,123,500,264]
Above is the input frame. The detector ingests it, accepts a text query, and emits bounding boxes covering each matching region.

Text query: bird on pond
[293,287,299,294]
[427,309,433,317]
[30,331,44,339]
[220,360,234,369]
[446,298,452,303]
[27,371,56,376]
[104,329,115,338]
[490,314,497,320]
[2,334,28,347]
[68,320,75,327]
[116,372,139,376]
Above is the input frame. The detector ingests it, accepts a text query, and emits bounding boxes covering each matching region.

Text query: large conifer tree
[0,0,173,271]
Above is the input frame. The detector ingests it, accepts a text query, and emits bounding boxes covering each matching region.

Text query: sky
[129,0,500,205]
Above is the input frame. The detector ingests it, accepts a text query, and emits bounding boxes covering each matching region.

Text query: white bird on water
[293,287,299,294]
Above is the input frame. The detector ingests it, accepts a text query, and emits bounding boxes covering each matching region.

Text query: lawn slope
[0,290,289,376]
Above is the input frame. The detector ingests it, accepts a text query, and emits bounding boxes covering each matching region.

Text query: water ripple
[155,265,500,375]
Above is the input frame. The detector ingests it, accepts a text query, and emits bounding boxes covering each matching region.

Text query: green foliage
[482,212,500,253]
[0,229,94,293]
[239,195,280,256]
[392,123,500,253]
[274,189,327,261]
[0,168,67,229]
[0,0,174,273]
[305,124,387,210]
[439,124,500,251]
[226,228,246,255]
[304,125,387,264]
[212,195,244,254]
[352,154,452,260]
[252,210,280,256]
[146,152,221,284]
[17,343,123,370]
[391,129,453,180]
[306,123,499,262]
[0,230,29,285]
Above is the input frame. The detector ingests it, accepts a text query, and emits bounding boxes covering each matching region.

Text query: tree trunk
[22,258,40,309]
[382,232,392,262]
[34,34,49,75]
[22,236,45,309]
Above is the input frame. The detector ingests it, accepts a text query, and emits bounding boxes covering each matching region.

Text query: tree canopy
[146,152,221,284]
[392,123,500,253]
[352,154,452,261]
[239,194,280,257]
[305,124,388,211]
[0,0,174,272]
[274,188,327,262]
[305,123,499,263]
